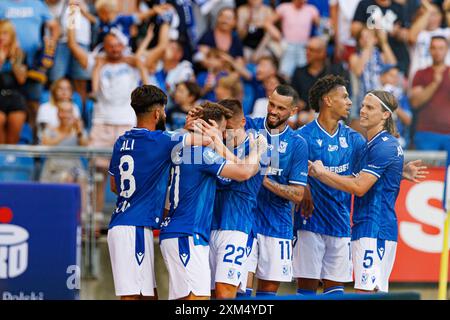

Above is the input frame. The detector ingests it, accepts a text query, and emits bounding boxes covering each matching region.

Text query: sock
[323,286,344,295]
[296,288,316,295]
[256,291,277,297]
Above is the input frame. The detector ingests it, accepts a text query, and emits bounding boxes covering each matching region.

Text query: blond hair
[0,19,21,58]
[49,78,73,105]
[217,74,243,100]
[95,0,118,11]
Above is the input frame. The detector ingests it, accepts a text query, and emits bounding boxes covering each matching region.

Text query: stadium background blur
[0,0,450,300]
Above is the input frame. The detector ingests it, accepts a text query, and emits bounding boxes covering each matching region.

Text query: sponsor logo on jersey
[328,145,339,152]
[324,163,350,174]
[339,137,348,148]
[316,139,323,147]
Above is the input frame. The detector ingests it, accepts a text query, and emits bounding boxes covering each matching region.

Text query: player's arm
[263,177,305,204]
[219,134,263,182]
[309,160,377,197]
[110,175,118,195]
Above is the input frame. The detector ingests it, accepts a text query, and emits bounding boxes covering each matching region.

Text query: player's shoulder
[371,132,403,155]
[245,116,265,130]
[338,123,365,145]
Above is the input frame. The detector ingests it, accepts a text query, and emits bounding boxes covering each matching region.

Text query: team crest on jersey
[361,272,368,285]
[316,139,323,147]
[203,148,221,164]
[227,268,236,280]
[339,137,348,148]
[282,265,289,276]
[278,141,288,153]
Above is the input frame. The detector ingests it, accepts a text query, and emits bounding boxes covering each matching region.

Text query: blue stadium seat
[0,154,35,182]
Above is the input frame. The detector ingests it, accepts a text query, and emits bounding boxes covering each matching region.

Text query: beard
[156,116,166,131]
[266,115,288,130]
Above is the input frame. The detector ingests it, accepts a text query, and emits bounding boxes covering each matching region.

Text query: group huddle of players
[106,74,426,300]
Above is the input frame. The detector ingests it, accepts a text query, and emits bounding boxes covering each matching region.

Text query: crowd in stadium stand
[0,0,449,212]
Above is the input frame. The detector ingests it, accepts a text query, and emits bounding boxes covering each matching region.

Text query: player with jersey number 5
[107,85,220,300]
[308,90,408,293]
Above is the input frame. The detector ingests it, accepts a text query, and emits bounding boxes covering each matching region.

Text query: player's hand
[184,105,203,131]
[193,118,222,143]
[254,134,268,158]
[308,160,326,178]
[296,185,314,219]
[403,160,429,183]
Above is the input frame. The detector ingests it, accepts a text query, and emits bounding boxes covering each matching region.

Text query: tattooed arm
[263,175,305,204]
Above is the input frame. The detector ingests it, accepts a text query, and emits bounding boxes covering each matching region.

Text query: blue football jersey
[212,136,265,234]
[159,146,226,243]
[352,131,404,242]
[108,128,186,229]
[295,120,366,237]
[245,117,309,239]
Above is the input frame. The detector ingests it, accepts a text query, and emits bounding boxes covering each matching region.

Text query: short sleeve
[352,1,367,23]
[310,5,320,20]
[40,1,54,23]
[276,3,287,17]
[412,69,426,88]
[362,143,396,179]
[159,131,187,156]
[197,30,215,47]
[108,141,121,176]
[288,135,309,186]
[199,147,226,176]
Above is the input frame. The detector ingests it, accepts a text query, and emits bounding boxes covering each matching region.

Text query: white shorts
[292,230,353,283]
[352,237,397,293]
[160,236,211,300]
[238,234,258,294]
[107,226,156,297]
[255,234,292,282]
[209,230,249,289]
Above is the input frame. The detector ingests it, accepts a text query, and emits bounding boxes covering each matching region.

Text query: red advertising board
[391,167,449,282]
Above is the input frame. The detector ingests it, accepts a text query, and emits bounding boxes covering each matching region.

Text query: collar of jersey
[263,117,289,137]
[367,130,387,145]
[131,127,151,132]
[314,119,340,139]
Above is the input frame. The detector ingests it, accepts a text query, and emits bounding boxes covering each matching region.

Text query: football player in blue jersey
[309,90,406,293]
[293,75,364,296]
[107,85,214,300]
[209,99,267,299]
[159,102,266,300]
[244,85,309,296]
[294,76,428,296]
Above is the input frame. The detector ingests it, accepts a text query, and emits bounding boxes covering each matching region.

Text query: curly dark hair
[131,85,167,115]
[308,75,347,112]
